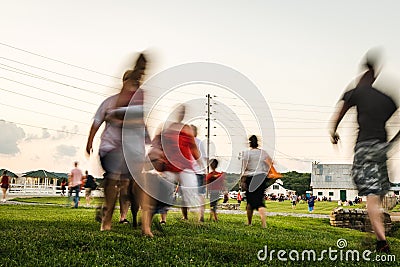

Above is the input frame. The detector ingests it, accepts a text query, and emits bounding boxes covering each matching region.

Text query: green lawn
[12,196,104,206]
[392,204,400,213]
[12,196,363,215]
[0,202,398,266]
[264,200,365,215]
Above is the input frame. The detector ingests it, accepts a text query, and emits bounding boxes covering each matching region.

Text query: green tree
[281,171,311,196]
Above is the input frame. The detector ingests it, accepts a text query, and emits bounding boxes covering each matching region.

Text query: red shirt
[163,128,196,172]
[206,171,224,191]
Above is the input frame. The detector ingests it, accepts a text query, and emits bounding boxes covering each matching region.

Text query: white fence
[8,183,103,197]
[9,183,60,195]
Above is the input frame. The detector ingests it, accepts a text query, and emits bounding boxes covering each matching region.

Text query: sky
[1,1,400,181]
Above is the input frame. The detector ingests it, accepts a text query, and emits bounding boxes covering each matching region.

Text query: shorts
[196,174,206,194]
[1,184,9,190]
[292,201,296,206]
[100,148,132,180]
[352,140,391,196]
[244,174,268,210]
[209,190,220,212]
[164,170,200,208]
[85,188,92,197]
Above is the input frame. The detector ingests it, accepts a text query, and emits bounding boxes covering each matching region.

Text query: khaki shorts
[85,188,92,197]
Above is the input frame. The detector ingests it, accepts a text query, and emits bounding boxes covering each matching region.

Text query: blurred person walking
[1,170,10,202]
[86,53,149,232]
[68,161,83,208]
[206,158,225,222]
[151,104,202,225]
[60,178,67,196]
[241,135,272,228]
[330,50,398,253]
[84,170,97,206]
[291,193,297,209]
[237,190,242,205]
[191,124,207,222]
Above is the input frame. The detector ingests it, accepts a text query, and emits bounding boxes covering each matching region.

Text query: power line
[0,64,110,97]
[0,86,93,114]
[0,76,98,106]
[0,101,88,125]
[0,42,120,79]
[0,56,120,90]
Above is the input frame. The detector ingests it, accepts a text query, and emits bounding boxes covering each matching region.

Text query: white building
[311,163,362,201]
[265,179,295,196]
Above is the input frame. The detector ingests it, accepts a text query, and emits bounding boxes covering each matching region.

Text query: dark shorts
[100,148,132,180]
[244,174,268,210]
[352,140,391,196]
[209,190,220,211]
[196,174,206,194]
[1,184,9,189]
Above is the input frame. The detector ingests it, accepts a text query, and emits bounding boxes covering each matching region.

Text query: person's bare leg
[214,211,218,222]
[246,204,253,225]
[119,179,130,222]
[258,207,267,228]
[137,177,155,237]
[160,213,167,223]
[86,193,91,206]
[210,210,215,221]
[367,195,386,241]
[101,179,118,231]
[140,190,154,237]
[2,188,6,201]
[181,207,188,220]
[199,195,205,222]
[130,181,140,228]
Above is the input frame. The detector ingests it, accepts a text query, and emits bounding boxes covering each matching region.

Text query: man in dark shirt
[330,56,397,254]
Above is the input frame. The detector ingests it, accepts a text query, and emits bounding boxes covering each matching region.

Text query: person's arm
[205,174,210,185]
[86,122,101,155]
[67,173,72,188]
[185,125,201,160]
[220,172,226,191]
[330,100,352,144]
[240,151,247,176]
[264,154,273,169]
[81,173,87,188]
[144,125,151,145]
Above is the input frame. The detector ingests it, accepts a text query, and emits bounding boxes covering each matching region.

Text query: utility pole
[206,94,211,174]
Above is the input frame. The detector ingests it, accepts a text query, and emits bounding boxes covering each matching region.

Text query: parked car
[229,191,238,199]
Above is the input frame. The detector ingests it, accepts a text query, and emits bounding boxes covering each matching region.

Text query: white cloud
[52,125,79,140]
[25,128,51,141]
[0,120,25,155]
[55,144,78,158]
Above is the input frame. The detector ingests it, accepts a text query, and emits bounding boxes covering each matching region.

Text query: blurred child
[206,159,224,222]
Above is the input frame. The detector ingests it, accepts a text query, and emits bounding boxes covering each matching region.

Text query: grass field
[11,196,363,215]
[0,198,399,266]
